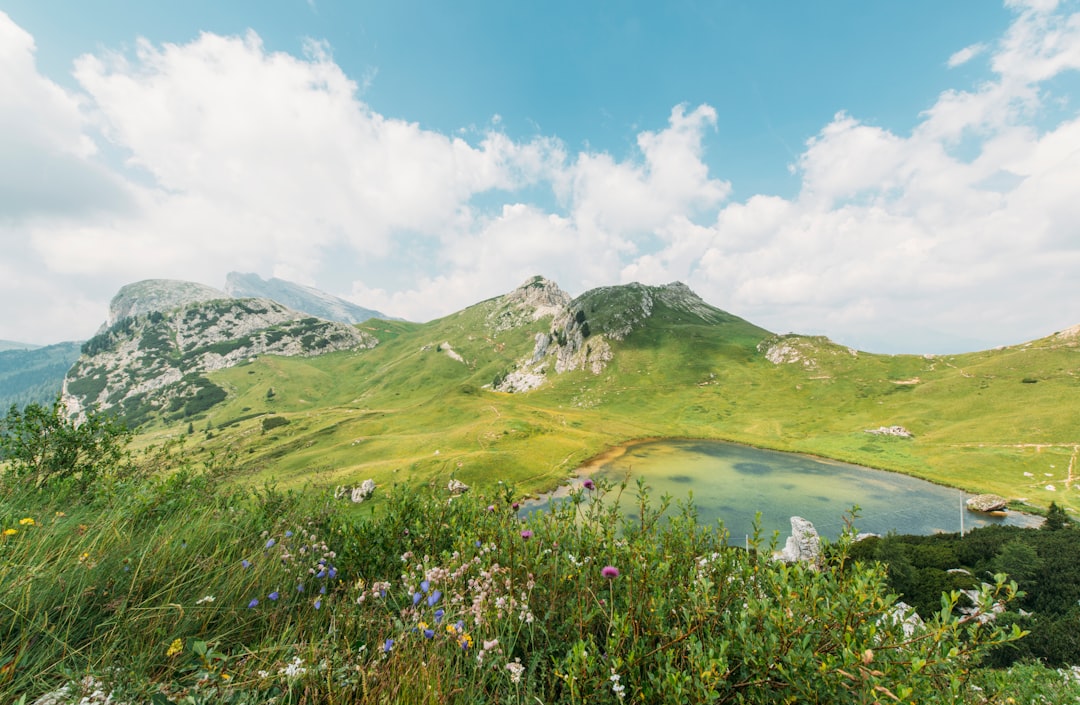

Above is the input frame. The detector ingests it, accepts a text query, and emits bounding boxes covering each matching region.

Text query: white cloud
[2,2,1080,354]
[948,43,987,68]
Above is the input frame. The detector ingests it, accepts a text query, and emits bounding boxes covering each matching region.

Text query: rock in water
[966,494,1008,512]
[778,516,822,565]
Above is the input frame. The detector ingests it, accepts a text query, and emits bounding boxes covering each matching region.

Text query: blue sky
[2,0,1079,353]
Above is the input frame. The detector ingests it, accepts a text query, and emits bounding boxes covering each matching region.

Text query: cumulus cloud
[2,2,1080,353]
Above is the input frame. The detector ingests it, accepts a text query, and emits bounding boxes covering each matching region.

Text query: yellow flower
[19,518,35,526]
[2,529,16,537]
[166,638,184,658]
[79,552,90,562]
[418,621,429,630]
[220,673,231,681]
[459,633,474,650]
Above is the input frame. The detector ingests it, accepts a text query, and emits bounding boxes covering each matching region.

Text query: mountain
[224,272,392,324]
[63,280,378,426]
[0,340,41,352]
[57,275,1079,517]
[0,341,82,410]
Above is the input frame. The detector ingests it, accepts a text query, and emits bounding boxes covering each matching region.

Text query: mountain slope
[90,276,1078,514]
[0,342,82,410]
[64,283,378,426]
[225,272,392,324]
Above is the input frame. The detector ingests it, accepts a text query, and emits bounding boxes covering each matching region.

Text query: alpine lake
[527,439,1041,541]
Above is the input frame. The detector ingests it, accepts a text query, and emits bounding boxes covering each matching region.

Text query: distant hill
[0,340,40,352]
[0,342,82,410]
[225,272,393,324]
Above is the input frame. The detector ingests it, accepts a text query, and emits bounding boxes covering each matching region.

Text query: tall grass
[1,454,1074,704]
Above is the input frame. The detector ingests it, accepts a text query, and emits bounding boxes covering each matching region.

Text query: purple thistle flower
[601,565,620,579]
[487,504,495,512]
[268,591,279,601]
[520,530,533,540]
[583,479,595,490]
[512,502,520,510]
[427,589,442,607]
[265,538,276,549]
[383,638,394,653]
[248,598,259,608]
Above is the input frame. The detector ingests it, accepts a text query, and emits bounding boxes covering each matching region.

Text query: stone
[447,478,470,494]
[864,426,913,438]
[777,516,822,565]
[966,494,1008,512]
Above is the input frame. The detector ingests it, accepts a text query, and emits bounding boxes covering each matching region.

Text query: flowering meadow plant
[0,467,1054,704]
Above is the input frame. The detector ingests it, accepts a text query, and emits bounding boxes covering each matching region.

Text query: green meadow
[138,290,1079,516]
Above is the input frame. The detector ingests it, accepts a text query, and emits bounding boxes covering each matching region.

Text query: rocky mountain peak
[485,276,572,333]
[224,272,392,324]
[108,279,226,327]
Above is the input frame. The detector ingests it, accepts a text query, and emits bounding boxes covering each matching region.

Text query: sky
[2,0,1079,354]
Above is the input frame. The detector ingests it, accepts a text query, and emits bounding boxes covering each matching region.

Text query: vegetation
[2,421,1063,703]
[850,509,1080,668]
[0,343,82,411]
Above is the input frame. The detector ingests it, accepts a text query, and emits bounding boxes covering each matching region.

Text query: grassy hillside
[0,341,81,410]
[133,288,1079,514]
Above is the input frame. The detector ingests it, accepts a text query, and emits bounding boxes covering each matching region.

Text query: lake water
[531,439,1040,540]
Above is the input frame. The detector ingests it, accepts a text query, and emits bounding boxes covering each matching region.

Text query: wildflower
[242,559,251,569]
[512,502,520,510]
[520,530,533,540]
[434,608,445,623]
[18,517,35,526]
[314,599,322,610]
[166,638,183,658]
[610,670,626,700]
[507,659,525,684]
[320,585,327,594]
[601,565,620,579]
[265,538,276,549]
[328,567,337,579]
[278,656,307,679]
[2,529,16,537]
[248,599,259,608]
[413,592,423,605]
[487,505,495,512]
[268,591,280,601]
[383,638,394,653]
[316,569,326,578]
[285,530,294,538]
[297,583,304,592]
[427,590,442,607]
[420,579,430,593]
[583,479,595,490]
[55,511,66,517]
[195,595,215,605]
[424,628,435,639]
[459,633,473,650]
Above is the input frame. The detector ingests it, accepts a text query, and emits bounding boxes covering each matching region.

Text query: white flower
[506,659,525,684]
[195,595,215,605]
[278,656,307,680]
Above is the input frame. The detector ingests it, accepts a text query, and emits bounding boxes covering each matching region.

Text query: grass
[3,452,1072,704]
[125,288,1079,520]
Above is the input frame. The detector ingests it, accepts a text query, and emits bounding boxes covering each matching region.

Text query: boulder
[966,494,1008,512]
[778,516,822,565]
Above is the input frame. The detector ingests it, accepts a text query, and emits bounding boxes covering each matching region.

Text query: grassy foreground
[2,444,1079,704]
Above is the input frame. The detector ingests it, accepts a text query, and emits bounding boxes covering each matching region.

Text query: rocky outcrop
[865,426,913,438]
[485,276,572,333]
[106,279,226,328]
[757,334,858,368]
[493,279,756,393]
[966,494,1008,512]
[64,296,377,423]
[777,517,822,565]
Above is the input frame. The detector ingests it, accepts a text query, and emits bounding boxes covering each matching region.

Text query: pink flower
[520,530,533,540]
[601,565,619,579]
[582,479,595,490]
